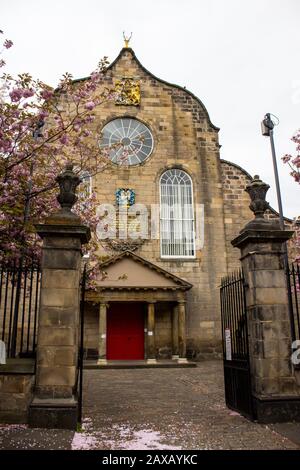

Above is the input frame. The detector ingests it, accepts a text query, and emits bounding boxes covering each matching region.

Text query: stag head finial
[123,31,132,48]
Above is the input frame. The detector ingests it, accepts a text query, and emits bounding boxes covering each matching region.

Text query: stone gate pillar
[232,175,300,423]
[29,164,90,429]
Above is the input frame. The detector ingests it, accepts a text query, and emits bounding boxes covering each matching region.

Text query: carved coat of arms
[115,79,140,106]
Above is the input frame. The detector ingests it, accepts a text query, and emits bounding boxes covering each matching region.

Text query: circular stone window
[99,118,154,166]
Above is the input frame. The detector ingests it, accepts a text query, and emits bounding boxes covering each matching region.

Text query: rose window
[99,118,153,166]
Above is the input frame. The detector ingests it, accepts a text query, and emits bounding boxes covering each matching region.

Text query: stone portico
[85,251,192,363]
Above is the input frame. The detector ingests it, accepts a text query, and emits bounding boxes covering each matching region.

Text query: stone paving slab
[0,425,74,450]
[0,360,299,450]
[270,423,300,447]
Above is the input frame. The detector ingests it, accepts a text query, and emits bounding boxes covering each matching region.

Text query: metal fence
[288,263,300,343]
[220,270,255,420]
[77,264,87,424]
[0,261,41,358]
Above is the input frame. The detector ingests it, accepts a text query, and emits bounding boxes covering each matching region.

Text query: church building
[74,42,284,363]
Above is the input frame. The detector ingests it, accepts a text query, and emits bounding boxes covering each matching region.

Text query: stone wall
[154,303,172,359]
[57,48,296,358]
[0,360,35,423]
[84,302,99,357]
[83,48,228,356]
[220,160,253,272]
[0,375,34,423]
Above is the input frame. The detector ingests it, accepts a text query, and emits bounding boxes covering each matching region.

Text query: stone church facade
[71,45,288,362]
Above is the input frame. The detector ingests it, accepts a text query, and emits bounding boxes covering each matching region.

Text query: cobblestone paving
[0,361,299,450]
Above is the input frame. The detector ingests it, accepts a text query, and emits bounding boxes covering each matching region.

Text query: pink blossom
[71,432,98,450]
[37,110,49,120]
[85,114,95,123]
[60,134,69,145]
[4,39,13,49]
[73,123,81,132]
[85,101,95,111]
[0,50,110,266]
[282,155,291,163]
[9,88,23,102]
[23,88,34,98]
[41,89,53,100]
[0,59,5,68]
[292,156,300,168]
[12,109,21,118]
[293,172,300,183]
[90,71,100,82]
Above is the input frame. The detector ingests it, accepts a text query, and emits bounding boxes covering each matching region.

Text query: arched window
[160,169,195,258]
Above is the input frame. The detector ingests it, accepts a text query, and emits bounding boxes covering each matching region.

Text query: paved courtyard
[0,360,299,450]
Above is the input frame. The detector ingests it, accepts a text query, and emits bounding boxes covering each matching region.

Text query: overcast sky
[2,0,300,217]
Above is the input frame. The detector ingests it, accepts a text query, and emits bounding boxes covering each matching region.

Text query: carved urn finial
[245,175,270,219]
[56,163,80,212]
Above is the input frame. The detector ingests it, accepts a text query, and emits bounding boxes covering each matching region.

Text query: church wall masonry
[60,47,293,358]
[221,160,294,275]
[81,48,228,357]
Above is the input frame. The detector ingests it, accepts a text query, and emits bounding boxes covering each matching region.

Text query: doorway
[107,303,145,360]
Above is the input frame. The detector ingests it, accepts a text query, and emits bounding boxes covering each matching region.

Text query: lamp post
[261,114,285,230]
[261,113,296,341]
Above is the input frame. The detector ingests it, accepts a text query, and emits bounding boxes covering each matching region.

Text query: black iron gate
[0,260,41,359]
[220,270,256,420]
[287,263,300,371]
[287,263,300,343]
[77,263,87,424]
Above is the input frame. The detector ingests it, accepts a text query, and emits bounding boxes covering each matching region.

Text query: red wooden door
[107,303,144,360]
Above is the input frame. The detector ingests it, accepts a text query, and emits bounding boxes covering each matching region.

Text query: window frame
[159,168,196,260]
[99,117,154,167]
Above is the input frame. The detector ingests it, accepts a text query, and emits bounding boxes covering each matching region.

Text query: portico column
[172,304,179,360]
[97,303,108,365]
[147,301,157,364]
[178,300,188,363]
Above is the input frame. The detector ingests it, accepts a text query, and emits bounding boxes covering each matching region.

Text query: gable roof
[96,250,193,291]
[72,47,219,131]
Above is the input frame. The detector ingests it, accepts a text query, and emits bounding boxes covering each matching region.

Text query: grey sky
[2,0,300,217]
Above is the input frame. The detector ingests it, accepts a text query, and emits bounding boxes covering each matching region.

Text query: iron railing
[287,263,300,343]
[0,260,41,358]
[220,270,249,360]
[77,263,87,424]
[220,270,255,420]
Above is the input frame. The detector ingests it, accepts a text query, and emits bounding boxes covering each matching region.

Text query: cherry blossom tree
[0,30,116,270]
[282,129,300,262]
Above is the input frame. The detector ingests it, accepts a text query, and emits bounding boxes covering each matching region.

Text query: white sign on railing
[225,328,232,361]
[0,340,6,365]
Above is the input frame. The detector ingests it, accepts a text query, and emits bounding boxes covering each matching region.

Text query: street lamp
[261,113,296,341]
[261,113,285,230]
